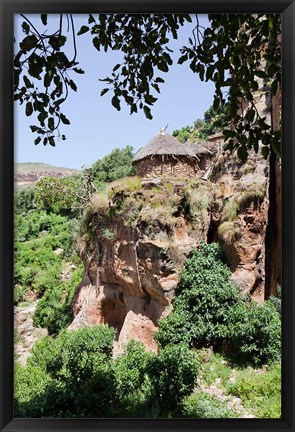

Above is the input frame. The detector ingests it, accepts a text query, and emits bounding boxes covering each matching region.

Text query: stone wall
[134,155,210,178]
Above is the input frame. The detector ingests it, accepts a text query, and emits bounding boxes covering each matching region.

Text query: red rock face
[70,179,214,352]
[71,144,280,351]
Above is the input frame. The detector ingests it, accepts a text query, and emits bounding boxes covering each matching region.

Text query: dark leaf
[158,62,169,73]
[54,98,65,106]
[49,36,67,50]
[48,117,55,130]
[25,102,33,116]
[178,54,188,65]
[44,70,54,88]
[112,63,121,72]
[23,75,33,89]
[34,137,42,145]
[261,146,269,159]
[100,88,109,97]
[77,25,89,36]
[49,137,56,146]
[21,22,30,34]
[130,104,137,114]
[73,67,85,74]
[111,96,121,111]
[143,105,153,120]
[60,113,70,125]
[88,14,95,24]
[41,14,48,26]
[20,35,38,52]
[30,125,39,132]
[237,146,248,161]
[92,37,101,51]
[68,80,77,92]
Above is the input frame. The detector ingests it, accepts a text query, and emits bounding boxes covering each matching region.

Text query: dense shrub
[181,391,238,418]
[156,243,281,366]
[92,146,135,185]
[112,340,156,417]
[14,364,54,418]
[270,284,282,315]
[149,344,198,414]
[156,243,245,350]
[17,325,117,417]
[15,331,198,418]
[228,300,281,366]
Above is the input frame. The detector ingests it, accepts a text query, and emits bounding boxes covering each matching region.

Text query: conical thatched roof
[132,131,205,163]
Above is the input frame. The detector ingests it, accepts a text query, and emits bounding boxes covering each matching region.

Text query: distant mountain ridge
[15,162,80,187]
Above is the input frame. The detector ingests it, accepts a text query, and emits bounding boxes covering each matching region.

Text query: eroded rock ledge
[71,150,275,352]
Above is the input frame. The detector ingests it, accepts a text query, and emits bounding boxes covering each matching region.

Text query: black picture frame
[1,1,294,431]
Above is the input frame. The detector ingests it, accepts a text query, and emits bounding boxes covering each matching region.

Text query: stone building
[132,129,213,178]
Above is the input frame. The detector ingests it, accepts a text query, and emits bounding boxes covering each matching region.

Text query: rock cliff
[71,149,275,352]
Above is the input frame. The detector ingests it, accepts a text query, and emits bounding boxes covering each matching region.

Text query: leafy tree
[156,243,281,366]
[91,146,135,184]
[156,243,245,350]
[34,176,78,215]
[14,13,281,159]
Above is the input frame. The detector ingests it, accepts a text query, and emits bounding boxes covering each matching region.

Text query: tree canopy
[14,13,281,159]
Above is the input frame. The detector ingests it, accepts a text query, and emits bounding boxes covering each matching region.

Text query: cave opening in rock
[101,298,127,334]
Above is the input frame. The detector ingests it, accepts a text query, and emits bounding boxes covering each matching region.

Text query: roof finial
[160,124,169,135]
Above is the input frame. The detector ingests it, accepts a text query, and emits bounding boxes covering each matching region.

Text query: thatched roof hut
[132,130,214,178]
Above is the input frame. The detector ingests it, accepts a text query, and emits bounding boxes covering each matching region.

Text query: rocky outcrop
[71,178,214,353]
[211,149,269,301]
[71,154,272,350]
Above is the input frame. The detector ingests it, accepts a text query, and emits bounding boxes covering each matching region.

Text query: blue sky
[14,14,215,170]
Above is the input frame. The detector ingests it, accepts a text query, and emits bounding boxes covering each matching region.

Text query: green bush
[92,146,135,183]
[17,332,199,418]
[156,242,281,367]
[112,340,156,417]
[149,344,198,415]
[270,284,282,315]
[15,186,36,214]
[20,325,117,417]
[228,300,281,366]
[156,243,245,350]
[14,364,54,417]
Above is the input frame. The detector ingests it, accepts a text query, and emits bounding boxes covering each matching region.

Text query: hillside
[14,162,80,187]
